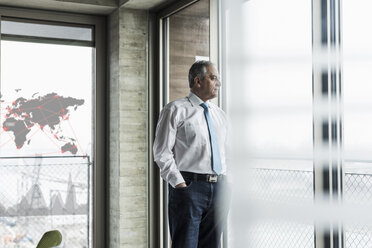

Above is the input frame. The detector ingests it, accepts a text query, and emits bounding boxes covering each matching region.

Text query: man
[153,60,229,248]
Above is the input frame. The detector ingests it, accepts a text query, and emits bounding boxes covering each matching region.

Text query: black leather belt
[181,171,224,183]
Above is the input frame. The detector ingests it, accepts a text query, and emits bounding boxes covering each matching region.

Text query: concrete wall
[109,7,148,248]
[109,8,121,247]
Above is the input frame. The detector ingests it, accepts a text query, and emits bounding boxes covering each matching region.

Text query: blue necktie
[200,102,222,175]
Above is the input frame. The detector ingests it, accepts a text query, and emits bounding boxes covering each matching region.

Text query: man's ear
[194,77,201,86]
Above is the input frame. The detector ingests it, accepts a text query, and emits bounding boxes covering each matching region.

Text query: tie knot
[200,102,208,111]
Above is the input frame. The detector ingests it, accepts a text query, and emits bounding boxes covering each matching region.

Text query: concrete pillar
[109,7,148,248]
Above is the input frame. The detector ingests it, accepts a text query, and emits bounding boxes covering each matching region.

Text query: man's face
[197,65,221,101]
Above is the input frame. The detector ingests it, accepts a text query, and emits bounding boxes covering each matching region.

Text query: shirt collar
[188,92,210,107]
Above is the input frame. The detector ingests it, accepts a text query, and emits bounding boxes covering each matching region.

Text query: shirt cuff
[169,171,185,188]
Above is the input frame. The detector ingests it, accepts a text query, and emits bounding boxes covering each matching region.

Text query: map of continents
[2,92,84,154]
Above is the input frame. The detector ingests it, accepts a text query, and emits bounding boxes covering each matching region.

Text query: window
[221,0,372,247]
[343,0,372,247]
[222,0,314,247]
[0,10,105,248]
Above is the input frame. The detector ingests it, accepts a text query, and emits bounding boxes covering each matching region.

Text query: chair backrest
[36,230,62,248]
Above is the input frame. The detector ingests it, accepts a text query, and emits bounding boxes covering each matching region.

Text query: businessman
[153,60,229,248]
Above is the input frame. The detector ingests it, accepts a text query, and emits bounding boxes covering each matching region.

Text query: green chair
[36,230,62,248]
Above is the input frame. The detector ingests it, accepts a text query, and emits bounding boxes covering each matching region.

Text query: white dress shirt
[153,92,228,188]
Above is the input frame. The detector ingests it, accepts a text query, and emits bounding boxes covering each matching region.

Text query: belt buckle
[208,175,218,183]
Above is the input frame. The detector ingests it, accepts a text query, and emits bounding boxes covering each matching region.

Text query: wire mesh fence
[241,166,372,248]
[242,167,315,248]
[246,168,314,204]
[0,156,91,248]
[344,171,372,248]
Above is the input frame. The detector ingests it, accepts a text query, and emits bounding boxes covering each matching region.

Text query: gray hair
[188,60,214,88]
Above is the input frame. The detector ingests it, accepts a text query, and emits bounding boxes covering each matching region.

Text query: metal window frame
[312,0,344,247]
[0,6,107,248]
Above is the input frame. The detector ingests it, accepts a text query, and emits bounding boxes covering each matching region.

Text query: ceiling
[123,0,170,10]
[0,0,173,15]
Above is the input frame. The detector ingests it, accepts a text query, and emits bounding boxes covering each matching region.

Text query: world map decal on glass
[0,92,85,155]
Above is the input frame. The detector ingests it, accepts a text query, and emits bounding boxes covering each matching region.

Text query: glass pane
[225,0,313,247]
[1,20,93,42]
[243,63,313,158]
[343,1,372,247]
[168,0,210,102]
[0,23,93,247]
[343,0,372,161]
[240,0,313,159]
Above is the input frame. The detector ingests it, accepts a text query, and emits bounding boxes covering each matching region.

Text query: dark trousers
[168,179,229,248]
